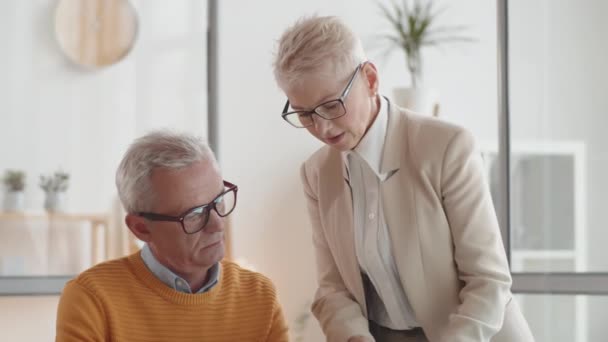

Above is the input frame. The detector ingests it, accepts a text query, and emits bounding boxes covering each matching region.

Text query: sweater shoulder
[68,255,133,293]
[220,260,277,297]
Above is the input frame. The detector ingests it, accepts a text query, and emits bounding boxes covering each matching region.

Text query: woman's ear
[125,214,152,242]
[362,62,379,96]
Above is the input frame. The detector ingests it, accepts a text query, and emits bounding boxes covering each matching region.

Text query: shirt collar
[343,95,389,178]
[141,244,220,294]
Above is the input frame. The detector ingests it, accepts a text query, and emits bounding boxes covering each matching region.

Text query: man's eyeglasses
[281,63,364,128]
[136,180,238,234]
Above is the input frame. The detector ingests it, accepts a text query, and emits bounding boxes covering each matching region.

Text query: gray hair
[273,15,367,90]
[115,130,218,213]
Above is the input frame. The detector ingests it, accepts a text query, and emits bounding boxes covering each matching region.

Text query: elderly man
[56,131,289,342]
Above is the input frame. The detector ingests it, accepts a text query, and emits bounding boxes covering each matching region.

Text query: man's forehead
[150,163,223,205]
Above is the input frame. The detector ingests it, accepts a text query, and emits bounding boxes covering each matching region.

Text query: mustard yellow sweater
[56,253,289,341]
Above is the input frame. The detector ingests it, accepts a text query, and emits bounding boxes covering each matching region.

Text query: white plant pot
[3,191,25,212]
[392,87,440,117]
[44,191,66,212]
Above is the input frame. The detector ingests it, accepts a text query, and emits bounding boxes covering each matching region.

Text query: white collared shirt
[141,244,219,294]
[343,96,418,330]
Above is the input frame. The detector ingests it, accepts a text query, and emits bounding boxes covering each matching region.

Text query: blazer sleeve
[438,129,513,342]
[301,164,373,342]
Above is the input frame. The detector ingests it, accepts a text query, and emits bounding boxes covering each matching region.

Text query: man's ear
[362,62,379,96]
[125,214,152,243]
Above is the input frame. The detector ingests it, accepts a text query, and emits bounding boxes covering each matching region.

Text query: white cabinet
[480,141,588,342]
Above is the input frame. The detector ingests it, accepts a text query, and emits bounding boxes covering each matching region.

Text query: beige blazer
[300,101,534,342]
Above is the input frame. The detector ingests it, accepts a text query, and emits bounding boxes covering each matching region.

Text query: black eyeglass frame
[136,180,238,234]
[281,62,365,128]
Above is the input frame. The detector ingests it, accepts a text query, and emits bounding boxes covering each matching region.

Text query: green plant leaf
[377,1,398,27]
[371,0,475,84]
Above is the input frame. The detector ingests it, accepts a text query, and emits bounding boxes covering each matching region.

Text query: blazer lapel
[380,97,401,177]
[323,149,367,314]
[380,102,431,325]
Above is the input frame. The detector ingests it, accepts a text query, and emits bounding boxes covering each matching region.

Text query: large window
[491,0,608,340]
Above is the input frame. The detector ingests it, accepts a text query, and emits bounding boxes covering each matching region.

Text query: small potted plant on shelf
[2,169,26,212]
[40,170,70,212]
[374,0,474,116]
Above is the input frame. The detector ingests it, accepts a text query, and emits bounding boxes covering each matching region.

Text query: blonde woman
[273,16,534,342]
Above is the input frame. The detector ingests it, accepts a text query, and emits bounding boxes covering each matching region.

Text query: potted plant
[40,170,70,212]
[374,0,474,116]
[2,170,26,212]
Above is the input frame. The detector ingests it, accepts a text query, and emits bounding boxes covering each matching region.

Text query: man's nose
[204,210,224,233]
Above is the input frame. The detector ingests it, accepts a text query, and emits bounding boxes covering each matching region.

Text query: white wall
[0,0,208,214]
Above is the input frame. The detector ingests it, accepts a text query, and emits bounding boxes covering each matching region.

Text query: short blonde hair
[273,16,366,90]
[115,130,218,213]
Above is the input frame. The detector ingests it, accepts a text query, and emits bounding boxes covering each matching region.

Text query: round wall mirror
[54,0,139,68]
